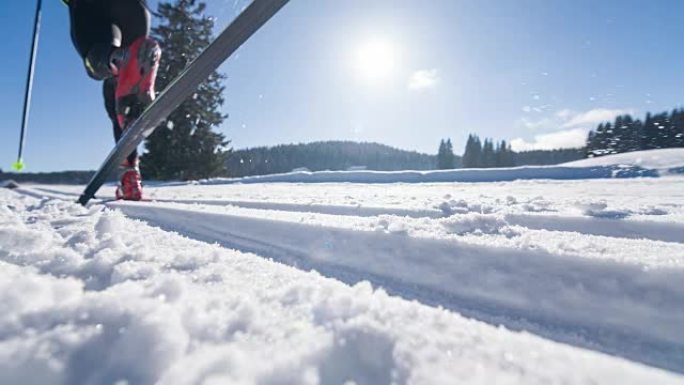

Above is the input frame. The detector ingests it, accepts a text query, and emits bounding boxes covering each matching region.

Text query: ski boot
[116,160,143,201]
[113,36,162,129]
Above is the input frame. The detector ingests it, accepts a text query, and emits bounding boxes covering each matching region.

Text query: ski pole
[15,0,43,171]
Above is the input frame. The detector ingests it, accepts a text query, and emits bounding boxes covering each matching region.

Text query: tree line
[226,141,438,177]
[436,139,458,169]
[436,135,582,169]
[586,109,684,157]
[0,170,98,185]
[461,135,516,168]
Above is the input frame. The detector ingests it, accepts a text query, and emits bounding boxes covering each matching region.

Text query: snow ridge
[3,190,682,384]
[111,199,684,373]
[195,148,684,185]
[201,164,659,185]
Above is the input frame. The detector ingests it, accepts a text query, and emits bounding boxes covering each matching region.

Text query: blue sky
[2,0,683,172]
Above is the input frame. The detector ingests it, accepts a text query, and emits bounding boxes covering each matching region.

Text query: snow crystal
[441,213,515,236]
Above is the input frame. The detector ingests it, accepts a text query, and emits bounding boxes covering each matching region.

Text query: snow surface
[564,148,684,170]
[198,164,658,184]
[183,148,683,185]
[2,190,682,384]
[3,151,684,384]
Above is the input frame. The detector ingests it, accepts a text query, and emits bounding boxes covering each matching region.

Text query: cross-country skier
[62,0,161,200]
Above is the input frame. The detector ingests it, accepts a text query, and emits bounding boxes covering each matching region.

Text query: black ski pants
[68,0,150,165]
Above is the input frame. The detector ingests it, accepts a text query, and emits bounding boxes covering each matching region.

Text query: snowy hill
[194,149,684,184]
[563,148,684,170]
[202,148,684,185]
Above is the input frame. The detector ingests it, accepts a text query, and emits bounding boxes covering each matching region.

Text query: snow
[188,148,684,185]
[0,190,682,385]
[563,148,684,170]
[200,164,658,184]
[3,151,684,384]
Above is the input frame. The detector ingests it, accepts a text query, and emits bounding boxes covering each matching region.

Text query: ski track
[3,188,684,385]
[109,200,684,373]
[30,184,684,244]
[20,177,684,375]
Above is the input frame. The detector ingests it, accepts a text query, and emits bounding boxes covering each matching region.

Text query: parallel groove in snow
[110,200,684,374]
[3,190,682,384]
[29,185,684,244]
[13,174,684,378]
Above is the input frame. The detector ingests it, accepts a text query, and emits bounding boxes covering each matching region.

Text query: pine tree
[437,140,447,169]
[445,139,455,169]
[482,138,495,167]
[641,113,658,150]
[584,107,684,158]
[586,129,596,157]
[611,115,625,153]
[619,115,640,152]
[437,139,456,169]
[590,122,612,156]
[655,112,672,148]
[141,0,230,180]
[495,140,514,167]
[672,109,684,147]
[462,135,474,168]
[462,134,483,168]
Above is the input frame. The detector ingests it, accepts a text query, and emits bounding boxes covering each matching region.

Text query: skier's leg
[69,0,155,201]
[103,77,138,166]
[104,0,157,201]
[68,1,121,80]
[70,0,159,113]
[69,2,130,199]
[107,0,150,46]
[104,77,143,200]
[106,0,161,129]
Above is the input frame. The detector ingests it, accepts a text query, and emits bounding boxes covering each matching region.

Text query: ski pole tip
[12,160,25,171]
[77,194,90,206]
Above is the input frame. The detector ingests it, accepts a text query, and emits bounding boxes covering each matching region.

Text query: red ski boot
[116,163,143,201]
[113,36,162,129]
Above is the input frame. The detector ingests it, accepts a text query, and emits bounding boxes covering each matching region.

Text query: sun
[354,37,397,82]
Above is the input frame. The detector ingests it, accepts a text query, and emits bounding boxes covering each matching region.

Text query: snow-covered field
[2,149,684,384]
[564,148,684,170]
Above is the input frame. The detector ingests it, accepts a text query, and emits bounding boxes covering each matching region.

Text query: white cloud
[511,107,634,151]
[561,108,632,129]
[510,128,588,151]
[555,109,574,119]
[516,116,555,131]
[408,69,439,90]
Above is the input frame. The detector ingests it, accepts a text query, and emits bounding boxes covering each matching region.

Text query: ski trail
[28,185,684,243]
[111,200,684,374]
[196,164,660,184]
[151,198,445,218]
[148,199,684,244]
[150,201,684,243]
[3,187,683,384]
[505,213,684,243]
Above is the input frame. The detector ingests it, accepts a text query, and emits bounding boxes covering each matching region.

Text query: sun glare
[354,37,397,82]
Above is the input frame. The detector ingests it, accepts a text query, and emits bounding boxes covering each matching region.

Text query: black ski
[77,0,289,206]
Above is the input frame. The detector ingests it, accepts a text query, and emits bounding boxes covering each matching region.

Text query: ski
[77,0,289,206]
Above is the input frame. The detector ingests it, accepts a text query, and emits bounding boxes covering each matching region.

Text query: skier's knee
[84,44,117,81]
